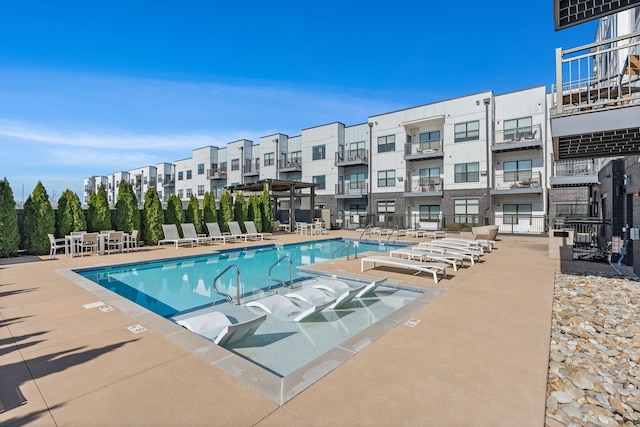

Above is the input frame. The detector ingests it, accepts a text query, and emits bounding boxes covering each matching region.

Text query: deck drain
[404,319,421,327]
[83,301,105,309]
[127,324,146,334]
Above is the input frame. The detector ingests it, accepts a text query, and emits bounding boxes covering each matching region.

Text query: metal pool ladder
[332,241,358,260]
[268,255,294,289]
[212,264,243,305]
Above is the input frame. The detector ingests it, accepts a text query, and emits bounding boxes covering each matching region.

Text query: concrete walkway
[1,233,558,426]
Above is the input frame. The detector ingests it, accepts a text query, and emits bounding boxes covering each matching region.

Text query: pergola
[226,179,316,232]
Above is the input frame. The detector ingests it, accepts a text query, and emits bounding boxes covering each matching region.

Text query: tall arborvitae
[218,190,233,233]
[260,184,274,233]
[165,194,184,236]
[186,194,202,234]
[202,191,217,229]
[247,194,262,232]
[23,181,55,255]
[233,193,248,233]
[142,188,164,245]
[56,189,86,237]
[87,184,111,232]
[0,178,20,257]
[114,180,140,233]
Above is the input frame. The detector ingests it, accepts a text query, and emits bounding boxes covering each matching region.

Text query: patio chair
[228,221,261,241]
[206,223,240,244]
[106,231,125,254]
[48,234,66,259]
[181,223,214,246]
[129,230,139,251]
[79,232,99,256]
[244,221,272,239]
[158,224,197,249]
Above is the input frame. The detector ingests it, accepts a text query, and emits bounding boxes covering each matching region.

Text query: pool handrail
[359,225,370,240]
[332,241,358,260]
[212,264,242,305]
[387,225,399,241]
[268,255,294,289]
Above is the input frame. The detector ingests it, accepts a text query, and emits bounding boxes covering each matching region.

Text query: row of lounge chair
[158,221,272,248]
[359,236,495,283]
[174,277,387,345]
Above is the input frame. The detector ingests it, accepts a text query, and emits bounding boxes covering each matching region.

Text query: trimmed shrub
[23,181,55,255]
[114,180,140,233]
[218,190,233,233]
[186,194,202,234]
[247,194,262,232]
[202,191,217,227]
[56,189,86,237]
[165,194,184,236]
[0,178,20,257]
[142,188,164,245]
[87,184,111,232]
[260,185,274,233]
[233,193,247,233]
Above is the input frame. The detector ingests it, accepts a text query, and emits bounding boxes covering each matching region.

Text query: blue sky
[0,1,597,201]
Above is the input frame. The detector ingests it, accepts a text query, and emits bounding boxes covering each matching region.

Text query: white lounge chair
[389,248,461,271]
[419,241,483,258]
[206,222,240,244]
[360,255,448,283]
[285,283,363,309]
[176,311,266,346]
[245,294,334,322]
[412,244,476,265]
[311,277,387,299]
[244,221,272,239]
[181,223,214,246]
[228,221,256,241]
[158,224,197,249]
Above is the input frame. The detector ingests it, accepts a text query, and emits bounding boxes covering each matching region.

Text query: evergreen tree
[233,193,248,233]
[218,190,233,233]
[87,184,111,231]
[165,194,184,236]
[0,178,20,257]
[56,189,86,237]
[202,191,217,228]
[260,185,274,233]
[114,180,140,233]
[23,181,55,255]
[247,194,262,232]
[142,188,164,245]
[186,194,202,234]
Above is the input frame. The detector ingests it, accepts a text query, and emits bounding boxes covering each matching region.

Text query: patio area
[0,231,602,426]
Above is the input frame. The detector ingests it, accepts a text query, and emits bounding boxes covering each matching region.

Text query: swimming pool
[77,238,406,318]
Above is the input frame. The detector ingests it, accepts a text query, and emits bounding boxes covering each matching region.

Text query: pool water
[77,238,405,317]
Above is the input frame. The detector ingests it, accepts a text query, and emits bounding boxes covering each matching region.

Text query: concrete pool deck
[0,231,613,426]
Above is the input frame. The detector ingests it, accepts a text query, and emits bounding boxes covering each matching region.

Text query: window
[158,191,163,200]
[454,199,479,224]
[503,160,532,182]
[143,176,148,184]
[454,121,479,142]
[197,185,205,196]
[313,175,326,190]
[503,204,532,224]
[219,162,227,172]
[504,116,533,140]
[349,172,366,189]
[349,203,366,214]
[419,167,441,185]
[312,145,326,160]
[178,171,184,181]
[377,135,395,153]
[178,189,183,198]
[264,152,274,166]
[555,204,589,217]
[290,150,302,163]
[377,200,395,213]
[419,131,441,150]
[197,163,205,175]
[349,141,366,158]
[454,162,479,183]
[231,159,239,171]
[419,205,440,221]
[186,188,192,197]
[378,170,395,187]
[186,170,192,179]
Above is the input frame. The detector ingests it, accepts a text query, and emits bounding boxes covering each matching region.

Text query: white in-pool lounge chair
[285,283,364,309]
[360,256,448,283]
[176,311,266,346]
[244,221,272,239]
[311,277,387,299]
[206,222,240,244]
[245,294,335,322]
[181,223,214,246]
[158,224,197,249]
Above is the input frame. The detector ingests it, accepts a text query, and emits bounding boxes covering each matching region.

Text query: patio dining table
[65,231,130,258]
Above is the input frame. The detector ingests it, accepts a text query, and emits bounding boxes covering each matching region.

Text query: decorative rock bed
[546,272,639,426]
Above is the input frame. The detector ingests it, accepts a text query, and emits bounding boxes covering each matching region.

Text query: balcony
[492,171,542,195]
[162,178,174,186]
[335,182,368,199]
[550,160,599,187]
[243,160,260,177]
[403,177,443,197]
[404,141,443,161]
[279,158,302,172]
[492,124,543,152]
[207,169,227,180]
[550,32,640,160]
[335,149,368,166]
